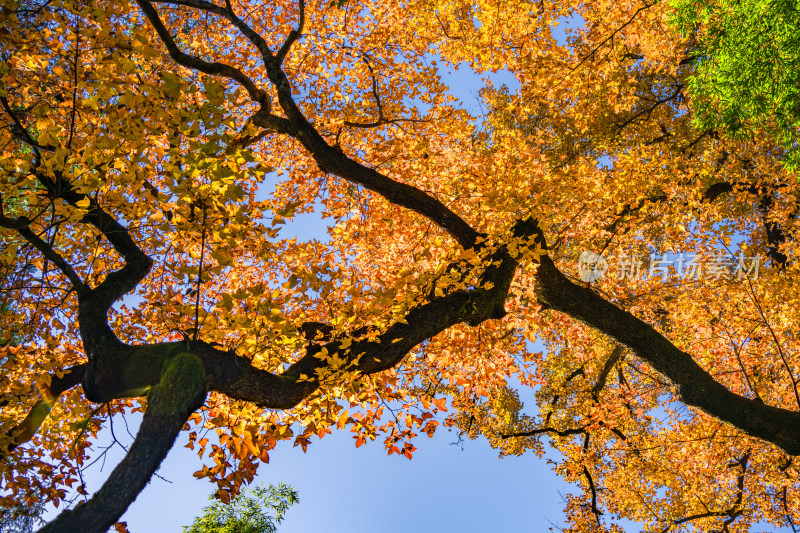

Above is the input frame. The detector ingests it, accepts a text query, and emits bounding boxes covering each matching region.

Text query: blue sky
[74,407,571,532]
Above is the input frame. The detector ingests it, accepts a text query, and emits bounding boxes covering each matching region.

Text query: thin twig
[570,1,654,74]
[783,486,799,533]
[746,282,800,409]
[67,17,80,149]
[193,202,207,341]
[0,218,89,295]
[276,0,305,64]
[582,465,603,523]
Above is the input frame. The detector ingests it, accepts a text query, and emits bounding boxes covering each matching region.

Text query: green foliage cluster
[183,484,299,533]
[671,0,800,167]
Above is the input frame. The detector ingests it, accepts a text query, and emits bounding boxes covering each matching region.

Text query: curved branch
[249,109,297,135]
[200,218,541,407]
[142,0,479,248]
[582,465,603,522]
[24,167,153,312]
[37,353,206,533]
[135,0,269,107]
[0,217,89,296]
[10,219,540,453]
[534,253,800,455]
[44,218,540,416]
[200,286,507,407]
[500,426,586,439]
[262,65,480,247]
[2,104,153,372]
[4,159,152,365]
[2,363,87,454]
[310,143,480,248]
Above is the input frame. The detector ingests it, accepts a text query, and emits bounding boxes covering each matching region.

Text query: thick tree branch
[135,0,269,108]
[289,124,480,248]
[0,158,152,367]
[142,0,479,247]
[198,217,541,407]
[500,426,586,439]
[266,85,480,247]
[149,0,277,64]
[592,345,624,400]
[37,354,206,533]
[23,168,153,315]
[147,0,293,140]
[248,109,297,135]
[12,219,540,458]
[2,363,87,454]
[53,219,541,412]
[534,253,800,455]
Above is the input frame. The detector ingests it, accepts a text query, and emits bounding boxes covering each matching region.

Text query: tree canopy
[1,0,800,531]
[183,483,298,533]
[671,0,800,168]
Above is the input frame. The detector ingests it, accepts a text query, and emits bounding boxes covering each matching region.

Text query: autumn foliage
[1,0,800,531]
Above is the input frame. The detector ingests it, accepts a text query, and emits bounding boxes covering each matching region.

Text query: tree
[670,0,800,167]
[183,484,298,533]
[0,500,43,533]
[1,0,800,531]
